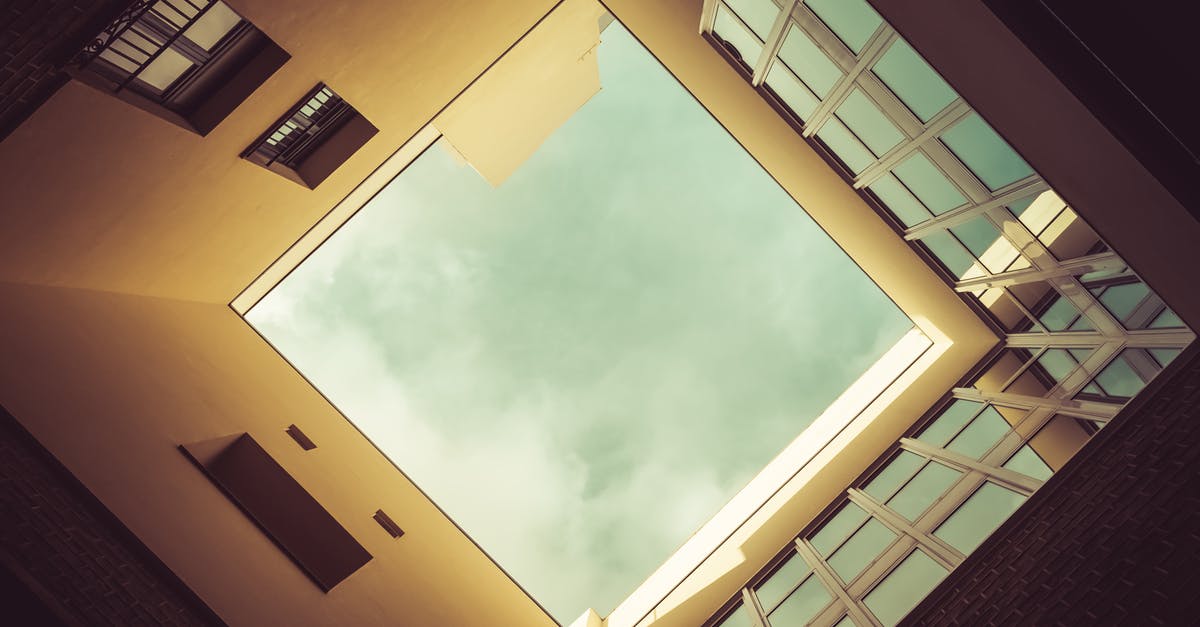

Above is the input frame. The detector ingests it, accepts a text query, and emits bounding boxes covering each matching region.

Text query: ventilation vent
[373,509,404,539]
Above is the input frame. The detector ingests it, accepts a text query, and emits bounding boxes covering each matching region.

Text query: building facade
[0,0,1196,626]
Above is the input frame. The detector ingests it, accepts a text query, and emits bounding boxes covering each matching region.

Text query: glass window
[1149,308,1185,329]
[872,38,957,122]
[835,89,904,156]
[818,118,876,174]
[886,461,961,520]
[726,0,781,40]
[1085,353,1148,401]
[918,399,982,448]
[768,575,832,626]
[868,174,931,227]
[892,152,966,215]
[714,6,764,67]
[777,25,843,97]
[714,602,754,627]
[864,451,925,502]
[765,64,820,122]
[1150,348,1181,369]
[940,113,1034,190]
[828,518,897,582]
[1036,204,1101,261]
[1093,281,1151,324]
[946,406,1010,459]
[805,0,882,53]
[755,552,811,611]
[810,501,869,556]
[948,216,1022,274]
[934,482,1026,554]
[863,550,948,626]
[1037,294,1091,332]
[920,231,975,278]
[1002,445,1052,481]
[1031,348,1088,387]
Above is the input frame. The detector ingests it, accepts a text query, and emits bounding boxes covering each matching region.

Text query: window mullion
[852,98,971,189]
[801,28,897,138]
[951,387,1119,423]
[845,489,963,570]
[751,0,798,86]
[953,251,1123,291]
[903,178,1049,241]
[794,540,879,627]
[741,587,770,627]
[898,438,1042,495]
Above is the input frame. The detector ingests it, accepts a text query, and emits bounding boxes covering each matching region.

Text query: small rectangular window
[242,83,378,188]
[72,0,288,134]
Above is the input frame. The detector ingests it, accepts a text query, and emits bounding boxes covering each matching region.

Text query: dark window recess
[69,0,288,135]
[285,424,316,451]
[373,510,405,539]
[180,433,372,591]
[241,83,377,188]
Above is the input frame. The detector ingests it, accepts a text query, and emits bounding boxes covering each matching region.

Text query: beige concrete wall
[0,0,561,303]
[0,281,554,626]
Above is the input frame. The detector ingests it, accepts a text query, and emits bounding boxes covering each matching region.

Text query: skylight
[247,18,911,621]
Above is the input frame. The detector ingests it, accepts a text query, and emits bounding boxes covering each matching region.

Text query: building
[0,0,1196,625]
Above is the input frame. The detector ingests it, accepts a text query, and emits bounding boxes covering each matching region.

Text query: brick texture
[903,343,1200,626]
[0,0,128,141]
[0,405,222,626]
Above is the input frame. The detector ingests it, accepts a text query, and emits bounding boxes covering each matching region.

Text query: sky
[248,22,911,622]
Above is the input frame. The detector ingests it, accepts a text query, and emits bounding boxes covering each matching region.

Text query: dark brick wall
[903,342,1200,626]
[0,405,222,626]
[0,0,128,141]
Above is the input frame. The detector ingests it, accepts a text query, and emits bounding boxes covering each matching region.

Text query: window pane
[755,552,811,611]
[1150,348,1181,369]
[810,501,869,556]
[1093,282,1151,324]
[946,406,1010,459]
[864,451,925,502]
[1037,295,1087,332]
[940,113,1034,190]
[833,617,854,627]
[818,118,876,174]
[918,399,982,448]
[714,602,754,627]
[1002,445,1052,481]
[886,461,961,520]
[835,89,904,156]
[778,25,843,97]
[921,231,974,278]
[183,1,242,50]
[868,174,931,227]
[138,47,194,90]
[765,63,820,122]
[934,482,1026,554]
[872,38,957,122]
[1149,308,1185,329]
[828,519,896,582]
[892,152,966,214]
[726,0,781,40]
[714,7,764,67]
[768,575,832,626]
[863,550,948,626]
[948,217,1022,274]
[805,0,882,53]
[1034,348,1085,386]
[1091,354,1147,400]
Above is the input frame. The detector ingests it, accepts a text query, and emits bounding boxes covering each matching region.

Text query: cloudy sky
[248,23,911,622]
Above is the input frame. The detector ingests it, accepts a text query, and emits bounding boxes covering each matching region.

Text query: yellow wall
[0,281,554,626]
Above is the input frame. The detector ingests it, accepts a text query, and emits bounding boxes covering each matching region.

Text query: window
[872,39,957,122]
[72,0,288,134]
[940,113,1034,190]
[805,0,882,54]
[242,84,378,188]
[863,550,947,626]
[933,482,1026,554]
[827,518,896,582]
